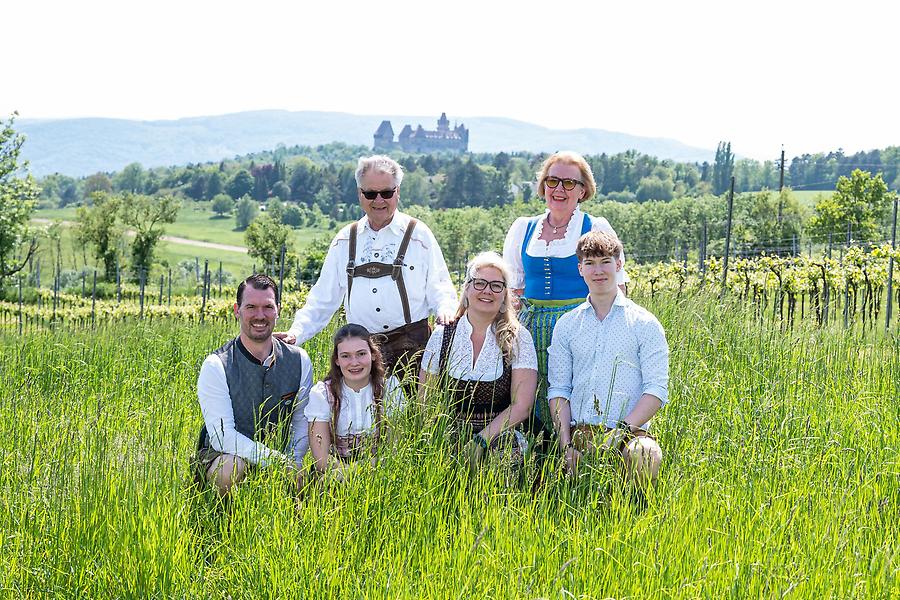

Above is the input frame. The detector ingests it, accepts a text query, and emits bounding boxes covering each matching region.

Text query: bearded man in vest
[193,274,313,495]
[277,155,457,388]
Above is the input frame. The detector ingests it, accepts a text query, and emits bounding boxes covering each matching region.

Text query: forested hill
[17,110,714,176]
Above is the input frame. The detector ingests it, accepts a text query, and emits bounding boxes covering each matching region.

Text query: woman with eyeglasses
[418,252,538,467]
[502,151,628,436]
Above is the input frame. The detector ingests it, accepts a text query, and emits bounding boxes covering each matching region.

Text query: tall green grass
[0,296,897,598]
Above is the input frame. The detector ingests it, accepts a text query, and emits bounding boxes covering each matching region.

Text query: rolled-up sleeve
[637,318,669,405]
[547,318,574,401]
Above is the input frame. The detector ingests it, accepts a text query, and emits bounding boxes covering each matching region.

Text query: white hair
[355,155,404,188]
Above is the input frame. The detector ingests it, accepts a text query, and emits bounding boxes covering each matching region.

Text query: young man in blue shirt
[547,231,669,489]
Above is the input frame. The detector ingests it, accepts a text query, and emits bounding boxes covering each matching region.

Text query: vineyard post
[139,268,146,319]
[886,198,898,331]
[53,266,59,324]
[158,275,164,305]
[827,233,833,259]
[168,268,172,306]
[792,234,797,256]
[202,260,209,306]
[720,176,735,298]
[81,272,86,297]
[218,261,223,296]
[91,271,97,329]
[200,269,209,323]
[116,257,121,303]
[17,275,23,336]
[279,244,286,297]
[195,257,200,284]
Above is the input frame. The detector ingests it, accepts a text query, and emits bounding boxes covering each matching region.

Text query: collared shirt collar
[580,289,627,319]
[359,210,410,236]
[341,379,372,397]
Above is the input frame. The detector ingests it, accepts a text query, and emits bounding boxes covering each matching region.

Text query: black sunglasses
[469,278,506,293]
[544,176,584,191]
[360,188,397,200]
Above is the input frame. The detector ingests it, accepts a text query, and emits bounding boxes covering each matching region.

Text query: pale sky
[6,0,898,160]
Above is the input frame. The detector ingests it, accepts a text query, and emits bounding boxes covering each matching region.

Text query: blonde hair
[536,150,597,202]
[454,251,521,364]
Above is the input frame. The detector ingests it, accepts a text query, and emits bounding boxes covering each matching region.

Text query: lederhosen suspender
[346,218,419,325]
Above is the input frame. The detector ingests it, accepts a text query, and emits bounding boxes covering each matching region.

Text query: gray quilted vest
[198,336,305,452]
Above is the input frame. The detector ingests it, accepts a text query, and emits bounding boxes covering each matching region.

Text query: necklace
[546,215,568,235]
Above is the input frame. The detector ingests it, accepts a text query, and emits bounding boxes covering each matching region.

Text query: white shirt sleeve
[304,381,332,422]
[289,350,314,464]
[197,354,286,467]
[287,232,348,345]
[512,327,538,371]
[502,217,529,290]
[421,325,445,375]
[419,223,459,317]
[590,216,630,285]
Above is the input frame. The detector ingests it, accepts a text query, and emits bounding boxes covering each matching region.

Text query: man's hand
[273,331,297,345]
[563,445,582,476]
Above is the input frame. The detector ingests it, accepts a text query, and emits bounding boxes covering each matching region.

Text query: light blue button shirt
[547,291,669,429]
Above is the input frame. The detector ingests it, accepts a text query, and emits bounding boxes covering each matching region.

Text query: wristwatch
[616,420,633,434]
[473,434,488,450]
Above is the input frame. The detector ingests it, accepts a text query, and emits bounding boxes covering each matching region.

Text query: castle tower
[437,112,450,133]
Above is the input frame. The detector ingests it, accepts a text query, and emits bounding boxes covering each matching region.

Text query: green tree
[244,214,298,276]
[227,170,254,199]
[113,162,145,193]
[0,114,39,287]
[266,197,285,223]
[712,141,735,195]
[808,169,894,242]
[282,204,305,228]
[75,191,124,280]
[211,193,235,216]
[205,171,223,199]
[120,194,181,279]
[235,196,258,230]
[82,173,113,202]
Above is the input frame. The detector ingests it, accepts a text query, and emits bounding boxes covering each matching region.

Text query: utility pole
[778,146,785,192]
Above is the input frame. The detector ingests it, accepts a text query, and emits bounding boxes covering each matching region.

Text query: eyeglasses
[544,176,584,191]
[360,188,397,200]
[469,278,506,293]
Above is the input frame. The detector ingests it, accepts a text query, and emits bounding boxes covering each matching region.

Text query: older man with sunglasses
[278,155,457,388]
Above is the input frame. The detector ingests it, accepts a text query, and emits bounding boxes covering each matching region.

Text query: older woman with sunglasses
[418,252,538,466]
[502,151,628,435]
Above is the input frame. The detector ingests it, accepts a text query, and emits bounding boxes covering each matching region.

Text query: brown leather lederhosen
[438,320,512,432]
[346,218,430,377]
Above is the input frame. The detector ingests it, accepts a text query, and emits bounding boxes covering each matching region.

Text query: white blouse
[422,314,538,381]
[304,375,404,438]
[502,208,629,289]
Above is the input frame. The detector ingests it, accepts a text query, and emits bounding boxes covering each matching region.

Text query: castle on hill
[373,113,468,153]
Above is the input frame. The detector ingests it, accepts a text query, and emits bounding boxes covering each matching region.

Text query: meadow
[0,290,897,598]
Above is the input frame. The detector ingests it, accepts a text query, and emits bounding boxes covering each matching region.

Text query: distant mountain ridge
[17,110,715,177]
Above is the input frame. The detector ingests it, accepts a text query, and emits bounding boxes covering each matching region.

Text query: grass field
[0,292,896,597]
[31,204,337,285]
[33,203,336,252]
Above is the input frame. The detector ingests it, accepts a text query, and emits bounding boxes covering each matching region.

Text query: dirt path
[30,218,248,253]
